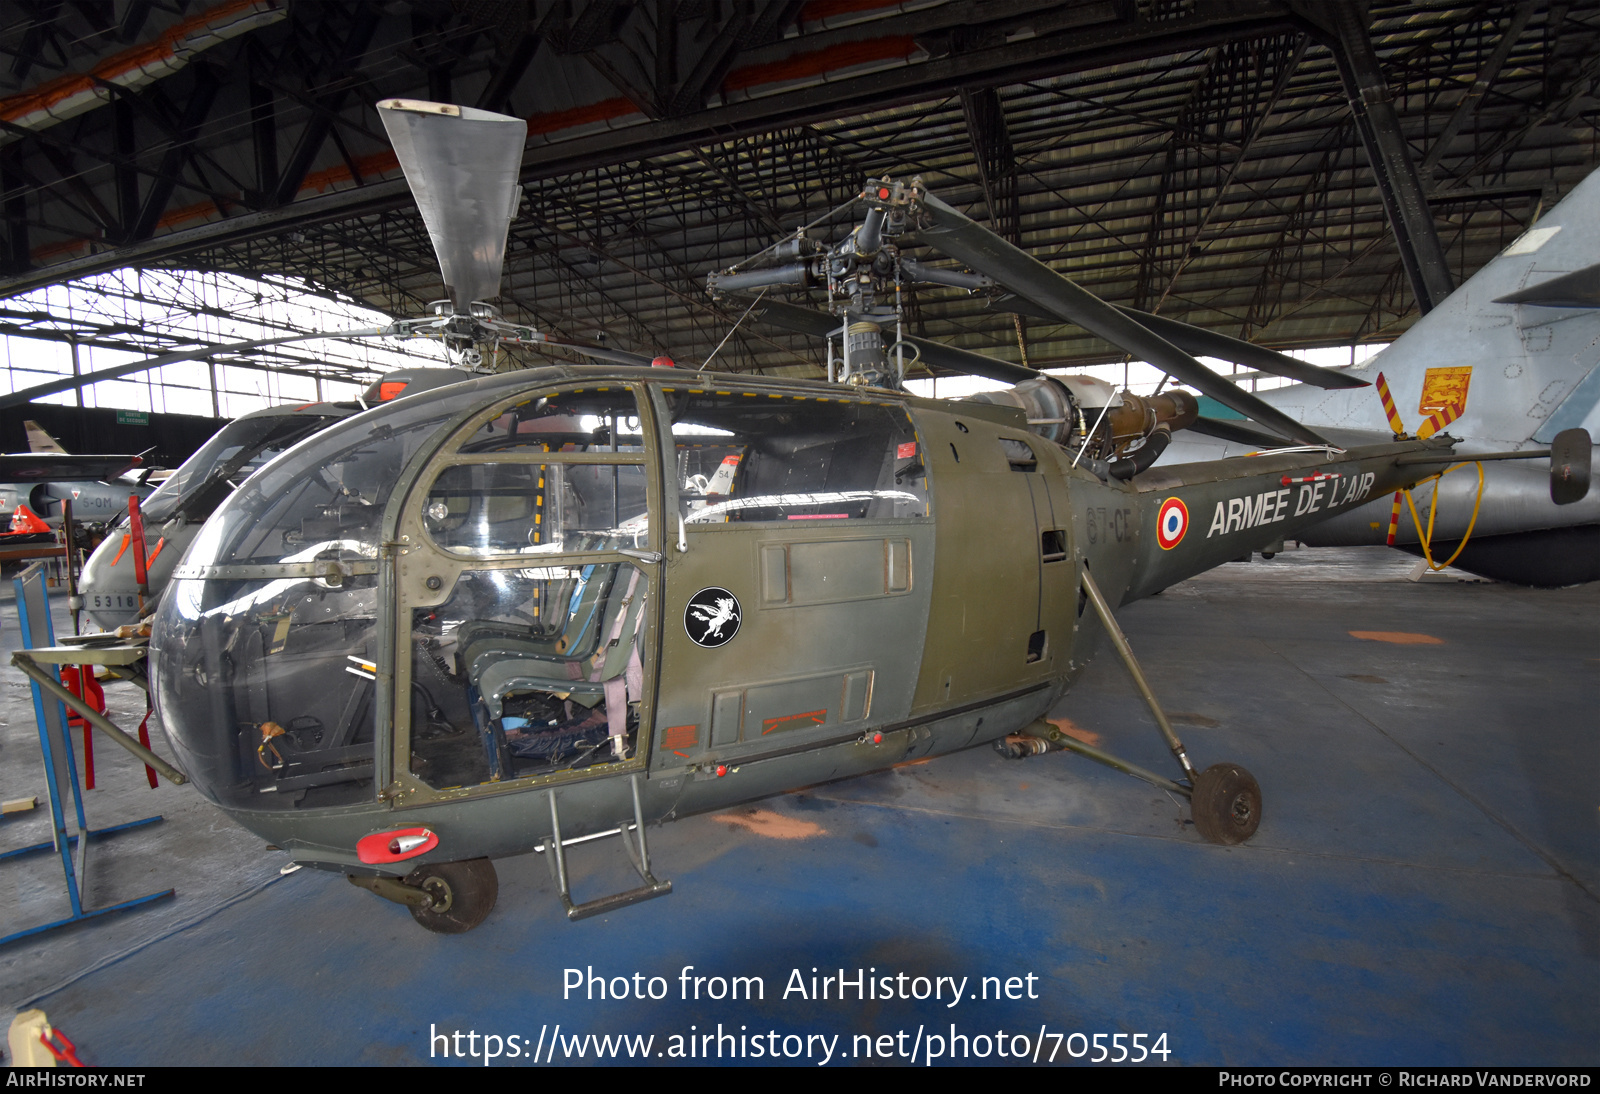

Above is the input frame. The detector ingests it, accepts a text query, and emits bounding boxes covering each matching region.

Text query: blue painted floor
[5,548,1597,1066]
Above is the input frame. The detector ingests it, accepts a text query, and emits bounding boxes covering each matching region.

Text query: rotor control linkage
[542,773,672,922]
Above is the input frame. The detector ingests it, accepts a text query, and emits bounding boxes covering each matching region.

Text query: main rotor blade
[907,334,1039,385]
[530,335,653,367]
[0,329,386,412]
[1000,294,1366,390]
[744,297,836,338]
[378,99,526,312]
[1185,416,1299,448]
[1114,307,1369,390]
[917,192,1327,445]
[746,298,1040,385]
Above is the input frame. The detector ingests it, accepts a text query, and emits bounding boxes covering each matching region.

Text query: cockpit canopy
[151,370,930,812]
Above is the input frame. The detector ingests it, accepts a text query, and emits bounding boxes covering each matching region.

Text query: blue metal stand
[1,565,173,947]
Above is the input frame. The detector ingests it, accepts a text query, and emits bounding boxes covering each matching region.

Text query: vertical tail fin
[23,421,67,454]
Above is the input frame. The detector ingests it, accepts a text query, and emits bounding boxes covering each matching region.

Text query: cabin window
[139,412,340,524]
[409,562,648,787]
[153,570,381,811]
[450,388,644,456]
[422,461,648,557]
[419,385,653,558]
[189,400,458,568]
[661,389,929,523]
[151,397,471,813]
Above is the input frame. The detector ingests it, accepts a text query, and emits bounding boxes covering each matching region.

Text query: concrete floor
[1,547,1595,1066]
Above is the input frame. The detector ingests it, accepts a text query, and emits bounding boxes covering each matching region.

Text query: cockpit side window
[423,462,649,556]
[419,386,651,558]
[662,389,929,523]
[451,387,645,455]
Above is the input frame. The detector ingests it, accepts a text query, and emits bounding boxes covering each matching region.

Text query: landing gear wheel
[1190,764,1261,845]
[403,857,499,934]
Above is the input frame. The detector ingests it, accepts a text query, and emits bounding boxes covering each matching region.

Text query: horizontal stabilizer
[1493,261,1600,308]
[0,453,139,483]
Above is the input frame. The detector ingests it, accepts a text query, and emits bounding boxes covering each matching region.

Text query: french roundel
[1157,497,1189,550]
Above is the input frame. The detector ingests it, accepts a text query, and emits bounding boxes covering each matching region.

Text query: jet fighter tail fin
[1340,169,1600,446]
[23,421,67,455]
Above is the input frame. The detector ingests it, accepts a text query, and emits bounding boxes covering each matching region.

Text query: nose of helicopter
[150,380,495,816]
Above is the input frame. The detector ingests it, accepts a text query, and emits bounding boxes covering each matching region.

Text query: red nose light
[716,765,728,777]
[356,827,438,864]
[873,732,883,744]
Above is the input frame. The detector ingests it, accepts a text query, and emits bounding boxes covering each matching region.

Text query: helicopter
[133,99,1588,935]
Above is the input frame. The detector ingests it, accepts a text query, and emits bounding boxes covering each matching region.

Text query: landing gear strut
[1009,568,1264,846]
[348,857,500,933]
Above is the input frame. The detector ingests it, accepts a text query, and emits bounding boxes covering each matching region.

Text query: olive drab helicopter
[136,99,1590,935]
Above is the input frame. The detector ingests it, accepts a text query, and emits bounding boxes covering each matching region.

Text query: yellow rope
[1400,460,1486,571]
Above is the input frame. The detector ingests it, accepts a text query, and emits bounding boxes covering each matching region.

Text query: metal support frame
[542,774,671,921]
[131,64,223,241]
[1417,3,1537,177]
[0,3,1583,375]
[1323,0,1455,314]
[270,7,383,206]
[1,565,173,948]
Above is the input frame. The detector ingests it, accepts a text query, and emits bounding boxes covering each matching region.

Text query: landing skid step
[542,773,672,921]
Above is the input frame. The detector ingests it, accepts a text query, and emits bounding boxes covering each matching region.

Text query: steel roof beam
[1308,0,1455,314]
[0,0,1294,298]
[270,6,381,207]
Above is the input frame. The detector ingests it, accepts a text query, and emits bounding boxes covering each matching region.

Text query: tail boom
[1120,437,1459,602]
